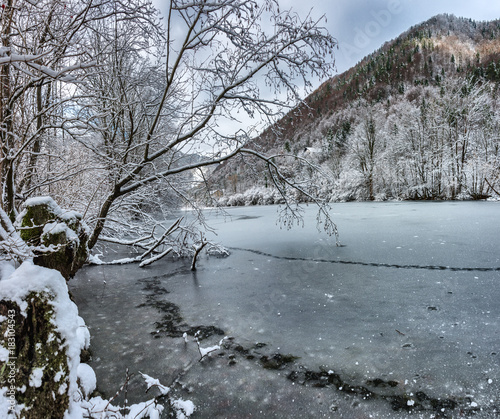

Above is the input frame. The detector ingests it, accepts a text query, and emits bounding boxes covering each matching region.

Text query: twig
[485,177,500,197]
[190,237,208,271]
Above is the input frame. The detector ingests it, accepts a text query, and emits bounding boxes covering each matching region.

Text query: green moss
[17,199,89,280]
[19,203,57,245]
[36,230,76,280]
[0,292,70,418]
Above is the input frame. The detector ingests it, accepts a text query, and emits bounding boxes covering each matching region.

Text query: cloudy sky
[153,0,500,90]
[281,0,500,77]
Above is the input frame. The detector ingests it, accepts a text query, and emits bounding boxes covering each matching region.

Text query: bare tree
[76,0,338,256]
[0,0,338,266]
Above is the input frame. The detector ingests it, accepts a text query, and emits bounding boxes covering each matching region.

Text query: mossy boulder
[16,197,89,280]
[0,262,92,418]
[0,293,70,418]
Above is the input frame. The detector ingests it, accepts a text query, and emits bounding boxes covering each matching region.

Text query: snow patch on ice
[87,254,103,265]
[198,344,220,358]
[172,398,195,418]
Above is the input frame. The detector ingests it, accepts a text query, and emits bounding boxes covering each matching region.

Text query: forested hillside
[211,14,500,203]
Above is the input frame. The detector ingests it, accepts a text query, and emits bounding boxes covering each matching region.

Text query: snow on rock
[22,196,61,213]
[42,221,79,245]
[0,261,15,280]
[77,364,96,398]
[28,367,45,388]
[0,261,179,419]
[15,196,90,279]
[0,261,89,418]
[0,345,8,363]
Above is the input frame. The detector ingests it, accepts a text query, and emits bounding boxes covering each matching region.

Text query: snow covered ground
[71,201,500,418]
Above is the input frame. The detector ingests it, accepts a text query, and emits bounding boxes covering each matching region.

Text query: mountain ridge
[263,13,500,147]
[208,13,500,203]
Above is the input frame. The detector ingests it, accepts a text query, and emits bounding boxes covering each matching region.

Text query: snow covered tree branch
[0,0,338,266]
[78,0,337,253]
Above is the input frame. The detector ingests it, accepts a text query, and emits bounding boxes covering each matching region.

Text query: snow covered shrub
[217,187,284,207]
[331,169,366,202]
[226,193,246,206]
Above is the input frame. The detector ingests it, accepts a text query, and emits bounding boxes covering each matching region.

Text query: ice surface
[71,202,500,417]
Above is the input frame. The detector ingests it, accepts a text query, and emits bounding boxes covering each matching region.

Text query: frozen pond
[71,201,500,418]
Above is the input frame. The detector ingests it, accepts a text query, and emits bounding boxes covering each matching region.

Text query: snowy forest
[212,15,500,204]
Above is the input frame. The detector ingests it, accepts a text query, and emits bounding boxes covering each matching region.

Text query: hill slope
[209,14,500,203]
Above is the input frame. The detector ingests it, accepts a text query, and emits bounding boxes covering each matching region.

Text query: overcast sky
[151,1,500,137]
[153,0,500,90]
[281,0,500,78]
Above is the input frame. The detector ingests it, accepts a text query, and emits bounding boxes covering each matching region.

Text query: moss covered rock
[16,197,89,279]
[0,293,70,418]
[0,262,91,418]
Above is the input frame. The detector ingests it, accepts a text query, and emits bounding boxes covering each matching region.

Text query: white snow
[172,398,196,418]
[54,368,65,383]
[0,261,178,419]
[126,400,164,419]
[78,396,121,417]
[29,367,44,388]
[198,344,220,358]
[87,254,103,265]
[0,261,15,280]
[139,372,170,395]
[42,222,79,244]
[75,316,90,350]
[23,196,60,213]
[0,261,88,417]
[0,346,8,362]
[76,364,96,398]
[16,197,88,240]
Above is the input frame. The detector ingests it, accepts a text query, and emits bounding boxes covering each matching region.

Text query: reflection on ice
[71,202,500,417]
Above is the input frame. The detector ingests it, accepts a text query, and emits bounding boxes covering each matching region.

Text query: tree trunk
[87,189,121,250]
[0,0,14,216]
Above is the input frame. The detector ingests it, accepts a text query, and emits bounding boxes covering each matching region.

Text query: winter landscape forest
[0,0,499,418]
[212,14,500,204]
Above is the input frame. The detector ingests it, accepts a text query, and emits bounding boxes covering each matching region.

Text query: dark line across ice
[228,247,500,272]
